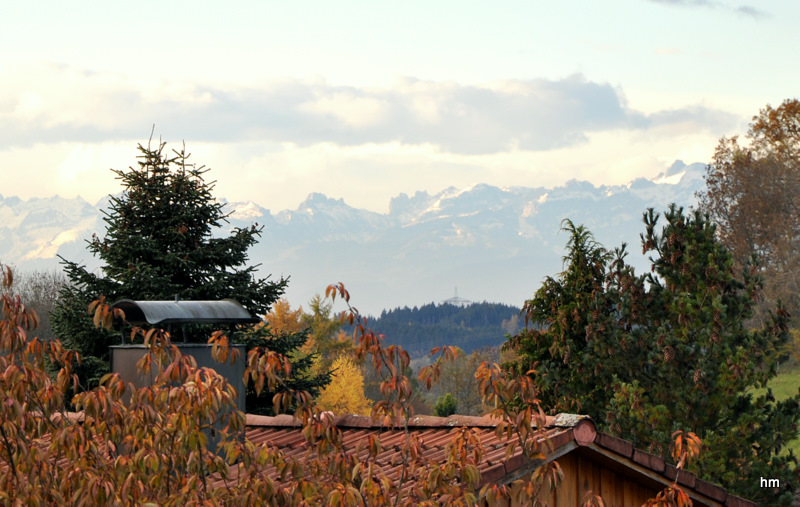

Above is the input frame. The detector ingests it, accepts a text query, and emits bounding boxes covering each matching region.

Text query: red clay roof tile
[238,411,756,506]
[633,448,666,473]
[20,411,755,506]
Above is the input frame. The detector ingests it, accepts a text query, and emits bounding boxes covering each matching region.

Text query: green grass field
[751,366,800,457]
[753,368,800,400]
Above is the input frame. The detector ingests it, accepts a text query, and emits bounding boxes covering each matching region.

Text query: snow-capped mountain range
[1,161,706,315]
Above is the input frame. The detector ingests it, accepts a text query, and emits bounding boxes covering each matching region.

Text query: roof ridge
[244,412,591,429]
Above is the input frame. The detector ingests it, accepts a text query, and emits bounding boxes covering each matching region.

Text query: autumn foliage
[316,355,373,416]
[1,265,703,505]
[697,99,800,322]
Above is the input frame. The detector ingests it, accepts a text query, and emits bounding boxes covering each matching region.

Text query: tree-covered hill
[360,301,523,357]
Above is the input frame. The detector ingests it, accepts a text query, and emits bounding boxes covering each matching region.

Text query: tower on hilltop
[441,287,472,307]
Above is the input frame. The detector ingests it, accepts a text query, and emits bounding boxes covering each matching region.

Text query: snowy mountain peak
[652,160,705,186]
[409,182,515,222]
[653,171,686,185]
[665,160,687,176]
[297,192,347,211]
[389,191,437,221]
[224,200,268,220]
[2,159,708,315]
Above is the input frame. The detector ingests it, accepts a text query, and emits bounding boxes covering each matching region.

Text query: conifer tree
[505,206,800,504]
[51,139,329,412]
[300,295,356,374]
[505,219,621,418]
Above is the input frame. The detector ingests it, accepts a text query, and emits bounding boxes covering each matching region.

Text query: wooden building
[242,412,757,506]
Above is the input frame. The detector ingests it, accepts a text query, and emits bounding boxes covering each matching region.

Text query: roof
[8,411,756,505]
[239,412,756,507]
[110,299,260,326]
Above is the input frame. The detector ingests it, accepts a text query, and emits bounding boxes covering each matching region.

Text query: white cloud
[299,93,390,128]
[199,120,723,214]
[0,62,746,214]
[0,63,739,158]
[647,0,768,17]
[0,124,724,215]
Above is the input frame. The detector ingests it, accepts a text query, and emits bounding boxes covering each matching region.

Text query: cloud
[0,63,738,155]
[642,106,739,136]
[649,0,715,6]
[735,5,768,18]
[647,0,768,17]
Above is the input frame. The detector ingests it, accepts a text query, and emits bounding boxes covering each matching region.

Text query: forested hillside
[361,301,523,357]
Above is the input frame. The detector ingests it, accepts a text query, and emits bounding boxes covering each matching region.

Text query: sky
[1,0,798,213]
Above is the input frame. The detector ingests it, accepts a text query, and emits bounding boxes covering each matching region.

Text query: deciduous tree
[697,99,800,321]
[316,355,372,416]
[264,297,306,335]
[427,346,499,416]
[0,268,707,506]
[0,268,66,341]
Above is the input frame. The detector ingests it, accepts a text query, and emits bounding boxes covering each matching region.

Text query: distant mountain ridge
[0,161,707,315]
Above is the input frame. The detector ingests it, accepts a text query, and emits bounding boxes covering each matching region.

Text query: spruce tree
[52,139,330,413]
[504,219,622,418]
[505,206,800,504]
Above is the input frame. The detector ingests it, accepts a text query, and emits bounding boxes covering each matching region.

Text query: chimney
[108,299,257,451]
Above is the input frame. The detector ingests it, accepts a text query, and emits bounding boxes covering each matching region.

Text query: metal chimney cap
[109,298,261,326]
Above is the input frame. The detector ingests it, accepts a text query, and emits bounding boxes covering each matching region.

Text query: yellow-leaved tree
[316,355,373,416]
[263,298,305,335]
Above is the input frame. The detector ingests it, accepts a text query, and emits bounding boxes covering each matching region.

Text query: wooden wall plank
[559,454,578,507]
[598,466,624,507]
[513,448,720,507]
[591,456,602,503]
[623,473,637,506]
